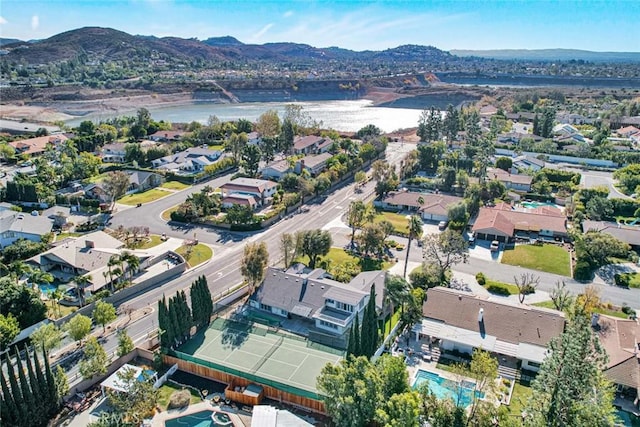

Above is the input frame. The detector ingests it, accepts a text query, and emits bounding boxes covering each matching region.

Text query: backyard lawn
[501,244,571,276]
[373,211,410,236]
[507,381,533,417]
[161,181,190,191]
[176,243,213,267]
[157,382,202,410]
[118,189,171,205]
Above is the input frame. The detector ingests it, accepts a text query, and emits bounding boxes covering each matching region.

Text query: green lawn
[501,244,571,276]
[56,232,82,240]
[381,309,401,337]
[130,235,164,249]
[118,188,171,205]
[176,243,213,267]
[533,300,630,319]
[296,247,392,273]
[208,144,225,152]
[46,301,77,319]
[162,205,179,221]
[507,381,533,417]
[157,382,202,410]
[161,181,190,191]
[374,211,410,236]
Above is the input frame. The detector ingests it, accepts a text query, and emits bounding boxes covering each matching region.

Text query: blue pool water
[38,283,57,294]
[412,370,484,408]
[164,410,232,427]
[520,201,557,209]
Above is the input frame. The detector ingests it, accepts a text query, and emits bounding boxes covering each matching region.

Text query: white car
[490,241,500,252]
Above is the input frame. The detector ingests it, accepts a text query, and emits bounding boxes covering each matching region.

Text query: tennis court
[176,318,344,394]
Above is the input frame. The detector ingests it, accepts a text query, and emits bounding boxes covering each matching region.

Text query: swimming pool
[164,410,232,427]
[520,201,557,209]
[412,370,484,408]
[38,283,57,295]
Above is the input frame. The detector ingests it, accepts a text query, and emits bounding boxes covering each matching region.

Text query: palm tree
[404,215,423,278]
[9,261,31,284]
[107,255,120,293]
[120,251,140,284]
[73,274,92,307]
[51,288,64,318]
[25,268,54,290]
[384,274,410,315]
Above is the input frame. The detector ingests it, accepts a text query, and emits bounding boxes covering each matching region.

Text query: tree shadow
[219,315,252,350]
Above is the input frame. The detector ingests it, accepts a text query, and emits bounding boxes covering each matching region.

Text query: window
[527,361,541,368]
[259,303,272,311]
[335,302,354,313]
[319,320,338,329]
[326,299,335,305]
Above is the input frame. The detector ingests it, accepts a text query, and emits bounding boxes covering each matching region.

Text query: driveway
[468,239,503,262]
[574,169,632,200]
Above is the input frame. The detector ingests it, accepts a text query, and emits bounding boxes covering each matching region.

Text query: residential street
[61,142,640,387]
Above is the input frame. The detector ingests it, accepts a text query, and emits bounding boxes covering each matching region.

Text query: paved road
[574,168,631,200]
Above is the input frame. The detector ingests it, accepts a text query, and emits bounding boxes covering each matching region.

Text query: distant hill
[1,26,452,65]
[202,36,243,46]
[451,48,640,63]
[0,38,23,47]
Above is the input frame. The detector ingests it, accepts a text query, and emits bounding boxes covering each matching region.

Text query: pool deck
[151,401,245,426]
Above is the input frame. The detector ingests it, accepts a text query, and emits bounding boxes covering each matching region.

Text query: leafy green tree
[417,106,442,143]
[358,223,387,257]
[241,242,269,293]
[375,391,422,427]
[585,196,613,220]
[241,143,262,177]
[441,166,456,191]
[0,276,47,328]
[372,160,399,198]
[447,202,468,226]
[298,229,332,269]
[53,366,69,405]
[317,356,381,427]
[442,104,460,144]
[190,276,212,329]
[524,314,616,426]
[417,143,445,172]
[106,367,159,424]
[225,204,255,225]
[384,275,410,316]
[227,132,248,162]
[79,336,108,380]
[255,110,281,138]
[93,301,117,333]
[64,314,92,342]
[354,170,367,187]
[495,156,512,171]
[376,354,409,398]
[280,233,297,269]
[575,231,630,268]
[347,200,371,249]
[236,118,253,133]
[0,313,20,348]
[421,229,468,283]
[124,143,145,164]
[1,238,48,263]
[102,170,130,207]
[117,329,135,357]
[30,323,63,352]
[279,118,295,154]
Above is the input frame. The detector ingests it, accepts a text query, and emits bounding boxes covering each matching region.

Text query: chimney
[478,308,484,323]
[85,240,95,249]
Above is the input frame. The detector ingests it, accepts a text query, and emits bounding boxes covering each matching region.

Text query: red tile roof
[472,204,567,236]
[9,134,68,155]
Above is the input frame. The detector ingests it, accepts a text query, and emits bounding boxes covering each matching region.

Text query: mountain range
[2,27,639,65]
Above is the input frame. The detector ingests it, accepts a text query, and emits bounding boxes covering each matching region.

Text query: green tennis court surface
[177,318,344,394]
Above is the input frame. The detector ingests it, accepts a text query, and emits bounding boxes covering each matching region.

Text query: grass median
[176,243,213,267]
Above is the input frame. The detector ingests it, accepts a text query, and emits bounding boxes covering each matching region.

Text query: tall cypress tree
[32,347,52,415]
[14,350,35,426]
[352,314,361,357]
[23,347,44,423]
[200,276,213,326]
[367,285,379,357]
[0,369,18,425]
[42,347,58,416]
[190,279,202,328]
[360,304,370,358]
[5,355,28,426]
[346,323,355,357]
[168,298,179,347]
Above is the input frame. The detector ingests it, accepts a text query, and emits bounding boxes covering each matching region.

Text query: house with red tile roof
[293,135,333,155]
[220,178,277,208]
[617,126,640,138]
[8,134,68,156]
[472,202,567,242]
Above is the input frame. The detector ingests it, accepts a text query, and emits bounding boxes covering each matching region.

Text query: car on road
[490,240,500,252]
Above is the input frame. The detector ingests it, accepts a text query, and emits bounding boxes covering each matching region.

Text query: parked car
[490,240,500,252]
[468,234,476,246]
[438,221,448,231]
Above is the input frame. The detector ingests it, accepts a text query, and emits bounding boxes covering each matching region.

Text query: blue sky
[1,0,638,52]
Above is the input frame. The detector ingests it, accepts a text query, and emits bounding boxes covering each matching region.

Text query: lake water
[65,99,424,133]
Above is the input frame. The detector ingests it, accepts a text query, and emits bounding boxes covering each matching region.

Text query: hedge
[486,284,511,296]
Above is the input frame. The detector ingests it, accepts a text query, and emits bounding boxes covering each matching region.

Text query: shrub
[621,303,634,316]
[573,261,592,281]
[487,284,511,296]
[168,389,191,409]
[614,273,629,287]
[475,272,486,286]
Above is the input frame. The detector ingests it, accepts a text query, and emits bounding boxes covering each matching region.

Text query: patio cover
[414,318,497,352]
[516,342,549,364]
[100,364,143,394]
